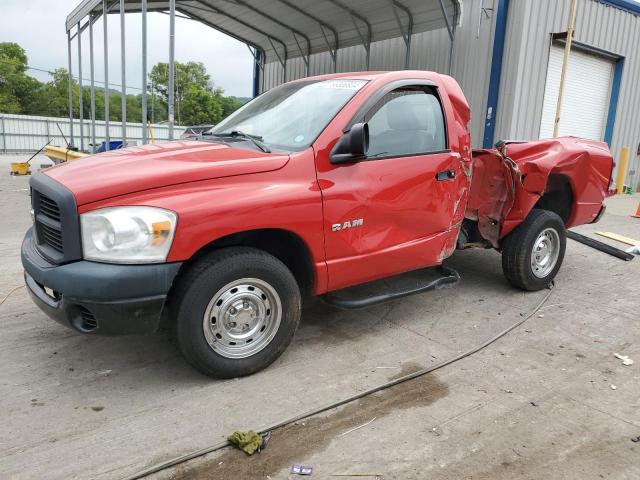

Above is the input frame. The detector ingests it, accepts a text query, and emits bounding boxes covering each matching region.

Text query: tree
[220,94,245,118]
[40,68,78,117]
[180,86,224,125]
[0,42,40,113]
[0,42,246,126]
[149,61,231,125]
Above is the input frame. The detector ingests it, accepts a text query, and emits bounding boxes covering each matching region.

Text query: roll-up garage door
[539,44,614,140]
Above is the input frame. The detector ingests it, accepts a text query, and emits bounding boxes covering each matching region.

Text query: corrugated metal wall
[0,114,186,153]
[261,0,499,147]
[495,0,640,181]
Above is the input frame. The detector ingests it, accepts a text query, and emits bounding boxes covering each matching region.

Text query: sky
[0,0,255,97]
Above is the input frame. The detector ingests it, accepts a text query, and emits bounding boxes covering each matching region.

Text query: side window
[364,87,447,158]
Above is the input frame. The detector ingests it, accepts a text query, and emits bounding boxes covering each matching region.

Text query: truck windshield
[209,79,367,152]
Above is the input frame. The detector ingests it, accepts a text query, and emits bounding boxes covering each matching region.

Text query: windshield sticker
[294,135,305,143]
[323,80,366,90]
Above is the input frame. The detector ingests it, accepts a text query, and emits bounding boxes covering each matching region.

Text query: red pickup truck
[22,71,613,378]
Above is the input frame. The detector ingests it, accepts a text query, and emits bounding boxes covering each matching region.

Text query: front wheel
[501,209,566,291]
[172,247,301,378]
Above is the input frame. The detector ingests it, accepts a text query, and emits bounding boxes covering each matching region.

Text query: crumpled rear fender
[467,138,614,247]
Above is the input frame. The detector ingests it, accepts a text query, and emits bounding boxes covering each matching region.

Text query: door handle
[436,169,456,181]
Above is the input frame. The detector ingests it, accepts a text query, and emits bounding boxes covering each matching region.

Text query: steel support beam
[77,22,84,150]
[449,1,459,75]
[268,37,288,83]
[438,0,459,74]
[225,0,311,77]
[168,0,176,139]
[319,25,339,72]
[261,48,266,93]
[120,0,127,144]
[103,0,110,150]
[247,45,264,72]
[438,0,455,39]
[292,33,310,75]
[142,0,148,143]
[327,0,372,70]
[249,46,262,96]
[67,30,74,147]
[189,1,289,84]
[180,3,265,55]
[1,117,6,153]
[89,14,96,151]
[390,1,413,68]
[276,0,339,73]
[247,45,267,95]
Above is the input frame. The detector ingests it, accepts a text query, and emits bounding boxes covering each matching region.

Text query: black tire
[171,247,301,378]
[501,209,566,291]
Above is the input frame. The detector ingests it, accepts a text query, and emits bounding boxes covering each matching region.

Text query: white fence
[0,113,186,153]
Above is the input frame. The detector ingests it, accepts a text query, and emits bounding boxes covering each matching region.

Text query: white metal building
[258,0,640,185]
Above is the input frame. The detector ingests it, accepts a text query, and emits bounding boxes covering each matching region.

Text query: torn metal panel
[466,137,614,247]
[465,148,516,247]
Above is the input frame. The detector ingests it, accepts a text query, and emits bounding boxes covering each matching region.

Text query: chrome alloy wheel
[202,278,282,359]
[530,227,561,278]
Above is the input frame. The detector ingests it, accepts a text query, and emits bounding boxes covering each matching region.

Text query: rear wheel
[501,209,566,291]
[172,247,301,378]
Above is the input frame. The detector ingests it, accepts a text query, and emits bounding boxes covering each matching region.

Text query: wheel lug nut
[229,321,236,328]
[230,307,237,315]
[243,301,249,309]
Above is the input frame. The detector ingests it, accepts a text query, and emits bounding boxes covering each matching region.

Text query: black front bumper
[22,228,183,335]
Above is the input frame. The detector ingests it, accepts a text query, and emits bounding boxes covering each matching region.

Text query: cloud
[0,0,254,97]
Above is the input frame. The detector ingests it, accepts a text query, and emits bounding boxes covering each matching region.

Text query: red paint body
[44,71,613,295]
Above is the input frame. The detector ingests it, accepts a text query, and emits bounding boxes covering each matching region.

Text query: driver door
[317,85,466,291]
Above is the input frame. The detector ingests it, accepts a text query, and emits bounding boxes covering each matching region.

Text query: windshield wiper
[211,130,271,153]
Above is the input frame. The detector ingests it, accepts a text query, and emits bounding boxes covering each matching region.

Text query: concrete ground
[0,160,638,479]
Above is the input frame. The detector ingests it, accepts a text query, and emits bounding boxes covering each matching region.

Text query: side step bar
[322,266,460,310]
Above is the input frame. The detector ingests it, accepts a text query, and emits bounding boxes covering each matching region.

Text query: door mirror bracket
[329,123,369,164]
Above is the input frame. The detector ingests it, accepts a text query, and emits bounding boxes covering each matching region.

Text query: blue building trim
[604,57,624,146]
[597,0,640,16]
[483,0,510,148]
[252,49,262,98]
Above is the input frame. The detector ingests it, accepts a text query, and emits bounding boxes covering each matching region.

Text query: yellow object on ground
[616,147,630,194]
[44,145,88,164]
[227,430,263,455]
[10,162,31,176]
[595,231,640,246]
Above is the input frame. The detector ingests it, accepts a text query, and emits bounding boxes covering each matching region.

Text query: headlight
[81,206,177,263]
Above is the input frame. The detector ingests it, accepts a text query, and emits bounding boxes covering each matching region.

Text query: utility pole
[553,0,578,138]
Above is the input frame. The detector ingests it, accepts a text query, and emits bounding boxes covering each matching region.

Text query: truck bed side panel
[468,137,613,246]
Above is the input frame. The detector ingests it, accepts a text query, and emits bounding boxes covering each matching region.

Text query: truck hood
[44,141,290,206]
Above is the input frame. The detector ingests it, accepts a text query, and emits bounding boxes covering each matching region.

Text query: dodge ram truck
[21,71,614,378]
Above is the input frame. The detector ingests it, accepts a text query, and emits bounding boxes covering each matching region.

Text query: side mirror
[329,122,369,164]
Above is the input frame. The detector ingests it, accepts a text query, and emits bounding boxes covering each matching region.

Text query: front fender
[77,150,328,292]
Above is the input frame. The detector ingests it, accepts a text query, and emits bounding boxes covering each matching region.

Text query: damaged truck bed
[466,137,614,248]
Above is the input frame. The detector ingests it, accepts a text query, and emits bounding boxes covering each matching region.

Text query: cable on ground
[0,285,25,306]
[124,282,555,480]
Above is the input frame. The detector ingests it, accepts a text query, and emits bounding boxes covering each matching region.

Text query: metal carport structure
[65,0,462,150]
